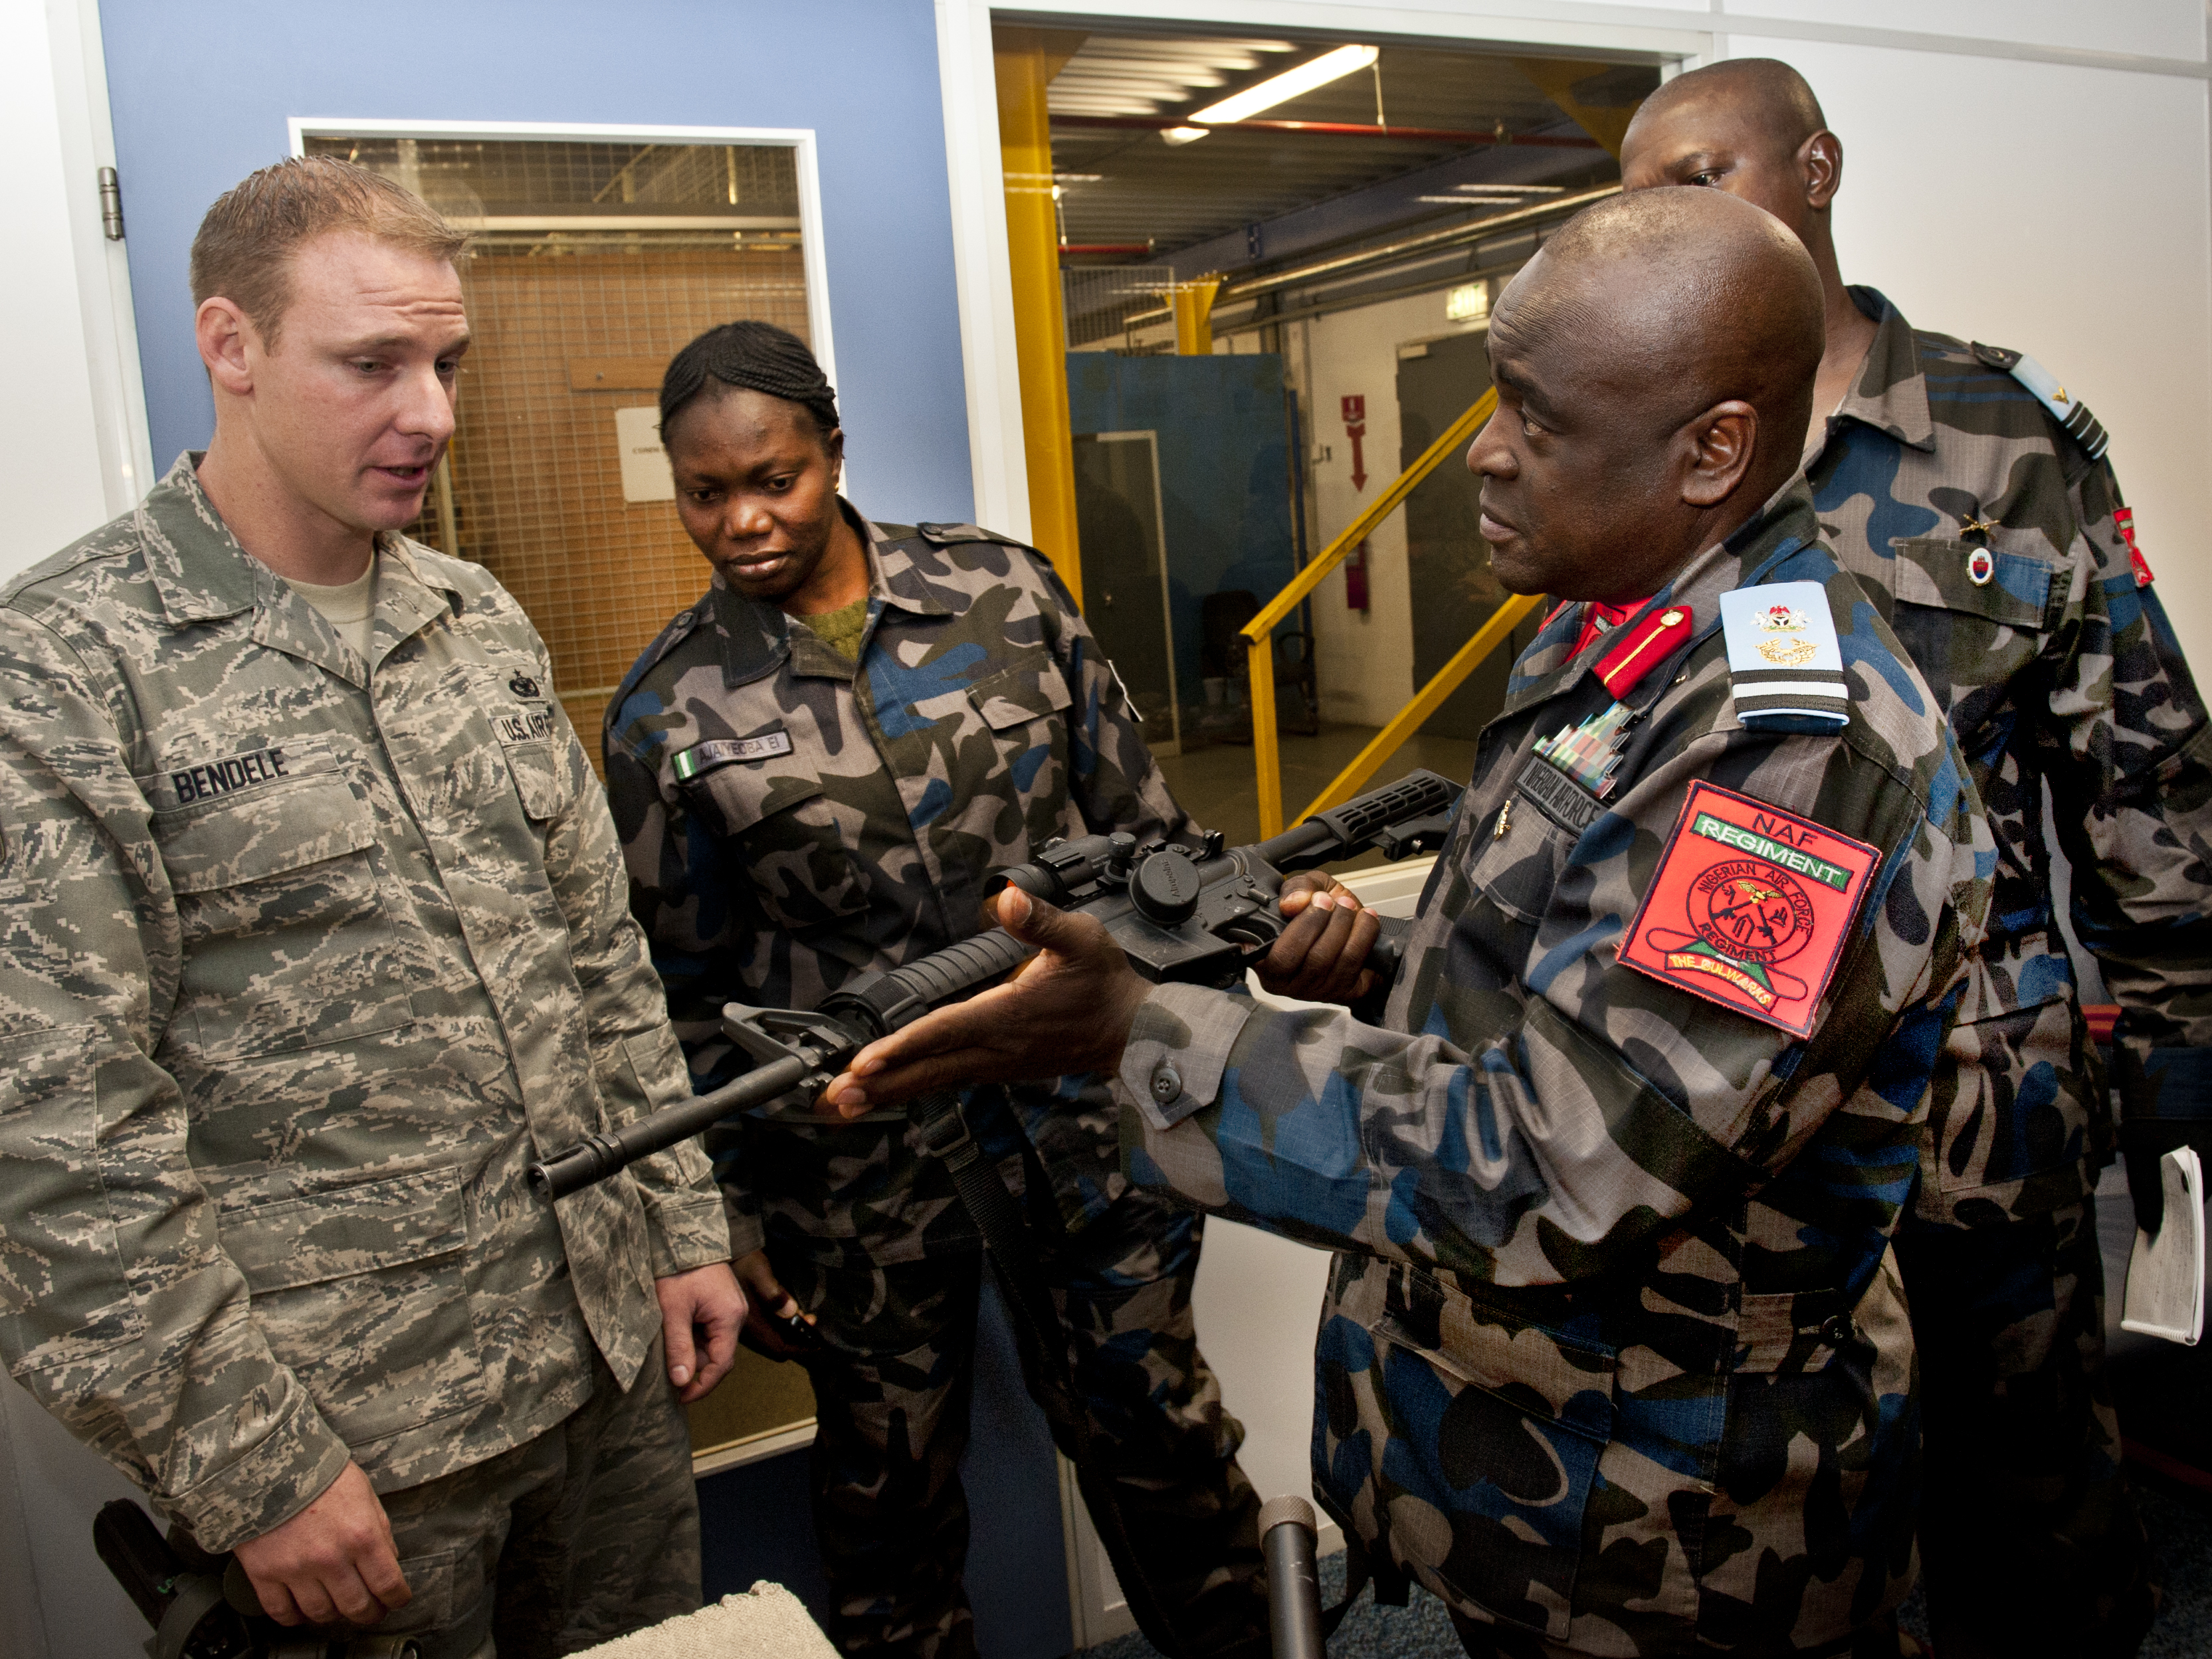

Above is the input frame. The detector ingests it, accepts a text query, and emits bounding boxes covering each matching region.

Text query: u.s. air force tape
[672,730,795,783]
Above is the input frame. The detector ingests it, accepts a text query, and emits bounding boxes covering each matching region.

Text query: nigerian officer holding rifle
[820,189,1995,1659]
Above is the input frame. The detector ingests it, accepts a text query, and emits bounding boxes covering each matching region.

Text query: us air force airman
[1622,60,2210,1654]
[0,158,742,1658]
[820,190,1995,1658]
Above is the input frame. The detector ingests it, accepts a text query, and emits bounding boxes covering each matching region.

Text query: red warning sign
[1619,781,1879,1037]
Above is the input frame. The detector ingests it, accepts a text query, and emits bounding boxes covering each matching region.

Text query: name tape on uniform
[167,744,293,806]
[1619,780,1878,1038]
[672,730,795,783]
[486,670,557,747]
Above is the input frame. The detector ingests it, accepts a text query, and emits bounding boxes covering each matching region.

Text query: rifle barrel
[528,1054,811,1200]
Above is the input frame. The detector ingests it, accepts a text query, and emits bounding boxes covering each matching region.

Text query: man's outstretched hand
[820,887,1151,1117]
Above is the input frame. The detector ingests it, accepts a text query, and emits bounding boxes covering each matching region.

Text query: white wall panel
[1727,35,2212,663]
[1726,0,2205,64]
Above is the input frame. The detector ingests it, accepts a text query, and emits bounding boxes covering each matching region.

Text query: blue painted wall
[1066,353,1297,707]
[98,0,975,523]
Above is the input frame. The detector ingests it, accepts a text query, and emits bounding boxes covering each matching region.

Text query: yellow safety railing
[1243,386,1543,836]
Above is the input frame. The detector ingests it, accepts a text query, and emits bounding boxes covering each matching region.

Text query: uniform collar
[138,452,459,683]
[1817,286,1936,456]
[710,498,946,688]
[1502,479,1829,720]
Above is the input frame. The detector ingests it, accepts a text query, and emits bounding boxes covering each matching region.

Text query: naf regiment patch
[1619,780,1879,1037]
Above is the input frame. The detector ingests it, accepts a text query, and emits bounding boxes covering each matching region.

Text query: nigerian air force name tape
[1719,582,1849,730]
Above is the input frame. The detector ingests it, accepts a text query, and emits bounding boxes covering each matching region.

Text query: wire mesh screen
[304,135,799,220]
[312,137,811,764]
[1063,263,1175,348]
[439,236,809,750]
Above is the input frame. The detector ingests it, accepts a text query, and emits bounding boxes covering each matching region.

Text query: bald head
[1628,60,1826,159]
[1618,58,1845,268]
[1469,189,1825,601]
[1500,188,1823,486]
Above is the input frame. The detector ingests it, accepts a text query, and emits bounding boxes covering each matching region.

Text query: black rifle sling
[908,1088,1240,1659]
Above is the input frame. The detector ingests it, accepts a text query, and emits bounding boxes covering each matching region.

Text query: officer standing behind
[0,159,742,1656]
[821,190,1994,1659]
[1621,60,2208,1656]
[603,322,1266,1659]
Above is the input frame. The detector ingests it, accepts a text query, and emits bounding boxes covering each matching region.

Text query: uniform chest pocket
[473,665,571,822]
[966,654,1073,732]
[693,767,870,931]
[1468,788,1571,926]
[152,771,412,1059]
[1890,537,2061,631]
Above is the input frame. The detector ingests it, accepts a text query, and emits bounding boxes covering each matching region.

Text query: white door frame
[286,117,841,398]
[41,0,156,529]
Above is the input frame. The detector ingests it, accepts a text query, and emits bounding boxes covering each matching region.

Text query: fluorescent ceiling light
[1162,126,1208,146]
[1415,195,1535,205]
[1183,43,1378,129]
[1449,183,1563,195]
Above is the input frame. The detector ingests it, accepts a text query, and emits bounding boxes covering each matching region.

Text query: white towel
[570,1582,839,1659]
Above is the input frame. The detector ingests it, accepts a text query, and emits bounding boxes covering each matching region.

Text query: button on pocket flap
[1890,538,2058,630]
[965,657,1073,732]
[1734,1288,1856,1375]
[219,1168,467,1294]
[153,773,373,895]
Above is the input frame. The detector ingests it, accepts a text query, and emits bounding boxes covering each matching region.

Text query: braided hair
[659,320,839,444]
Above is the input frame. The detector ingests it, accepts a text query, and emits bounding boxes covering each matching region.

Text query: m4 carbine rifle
[527,767,1461,1201]
[526,767,1458,1659]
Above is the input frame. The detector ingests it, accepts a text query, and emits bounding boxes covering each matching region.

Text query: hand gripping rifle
[527,767,1461,1203]
[94,1499,419,1659]
[524,767,1460,1659]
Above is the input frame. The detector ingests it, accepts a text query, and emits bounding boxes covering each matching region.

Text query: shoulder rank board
[1619,780,1879,1037]
[1971,342,2110,462]
[1720,581,1849,730]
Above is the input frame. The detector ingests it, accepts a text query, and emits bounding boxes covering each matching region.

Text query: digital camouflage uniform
[605,504,1263,1658]
[0,456,728,1654]
[1104,486,1993,1657]
[1806,288,2212,1648]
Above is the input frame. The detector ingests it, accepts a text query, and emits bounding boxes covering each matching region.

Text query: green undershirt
[799,595,871,662]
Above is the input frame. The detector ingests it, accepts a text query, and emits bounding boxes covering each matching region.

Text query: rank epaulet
[1970,342,2110,461]
[1719,581,1849,730]
[606,601,711,734]
[916,521,1027,549]
[1591,603,1692,697]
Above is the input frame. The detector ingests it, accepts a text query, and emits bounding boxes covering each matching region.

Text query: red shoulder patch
[2114,507,2153,587]
[1618,781,1880,1038]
